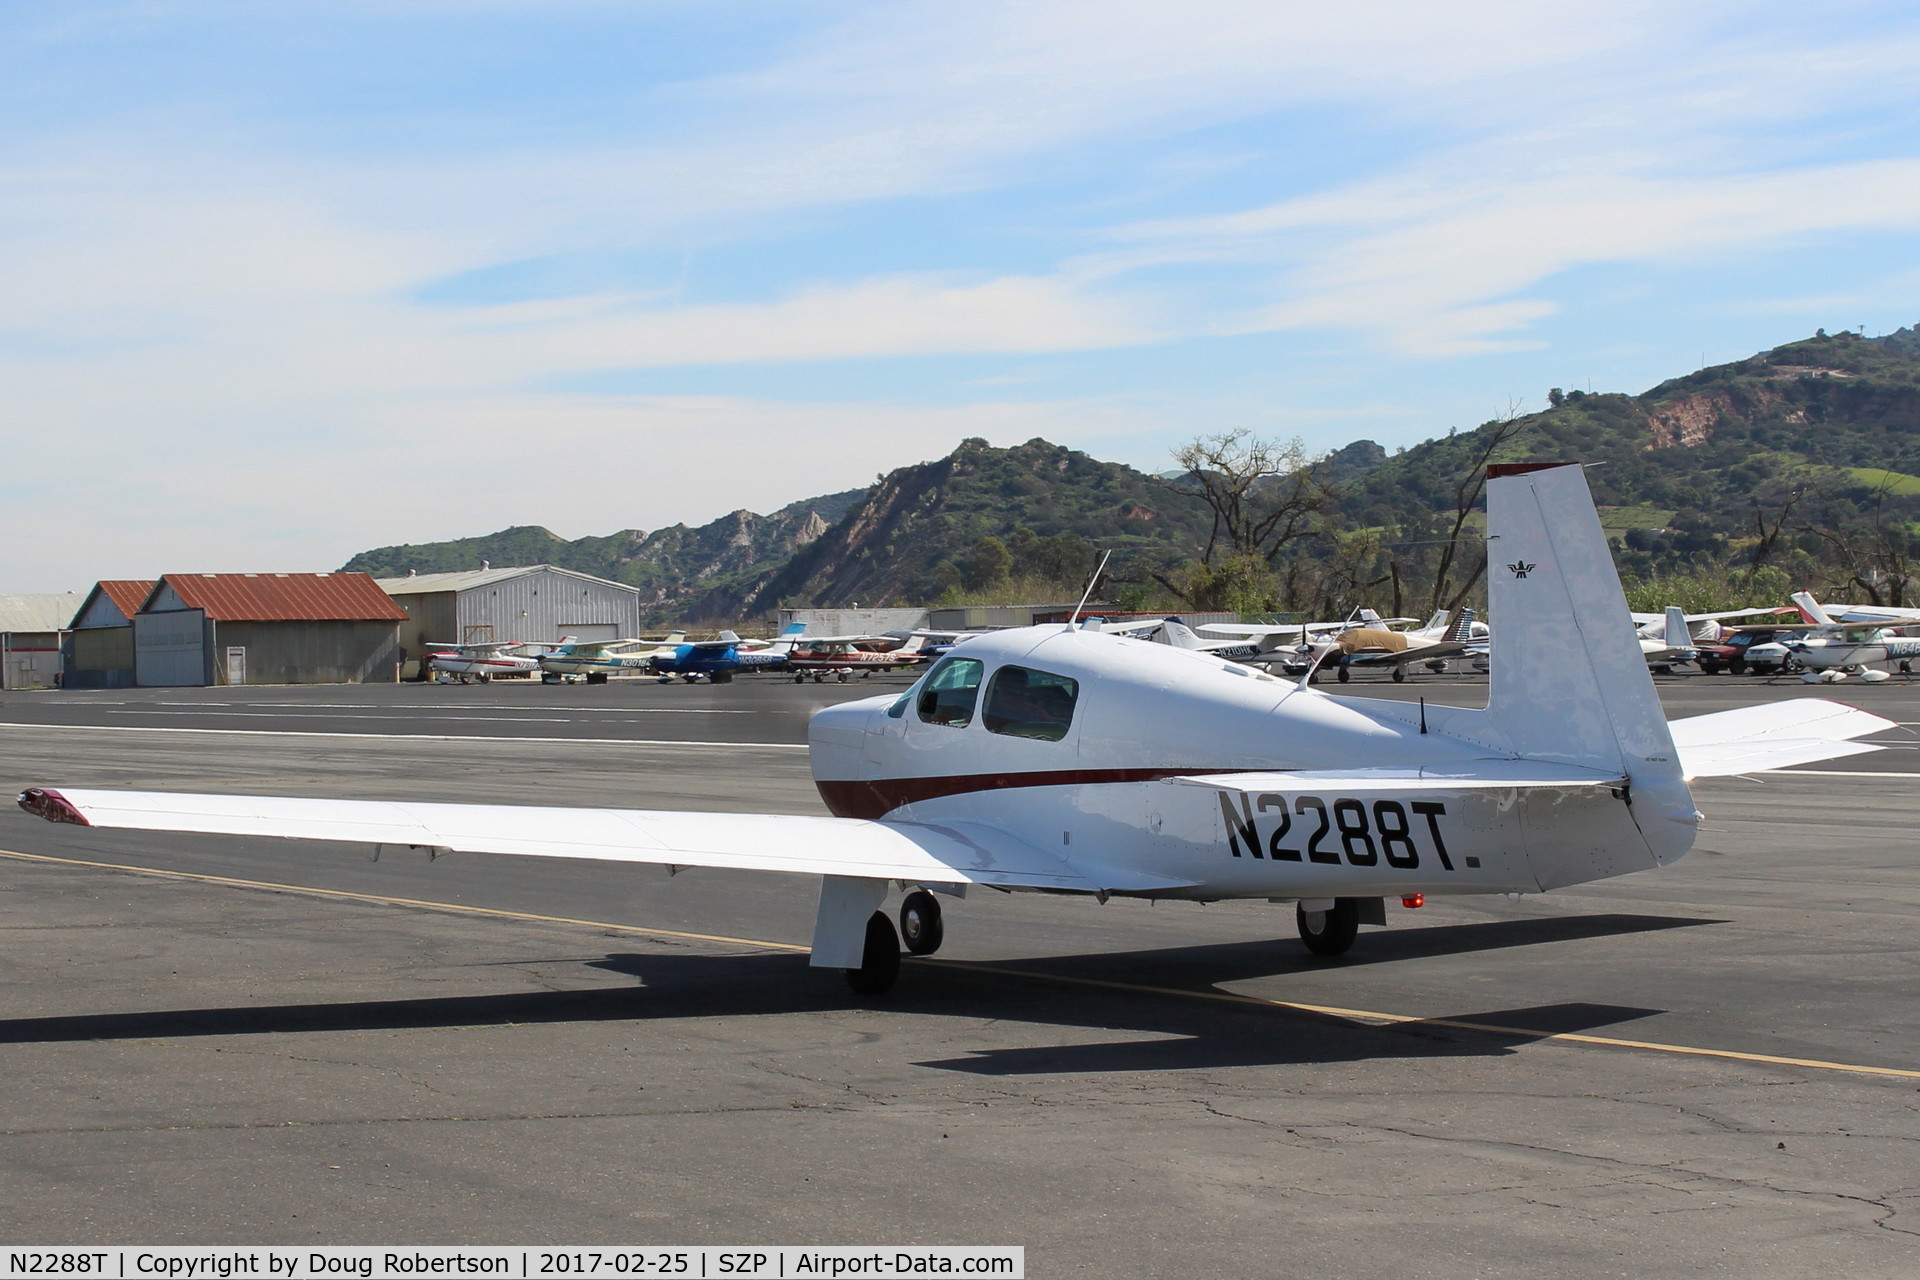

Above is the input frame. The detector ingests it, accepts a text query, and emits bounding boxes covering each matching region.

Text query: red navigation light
[1401,893,1425,909]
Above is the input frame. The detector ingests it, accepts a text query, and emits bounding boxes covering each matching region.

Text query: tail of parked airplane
[1442,608,1476,644]
[1791,591,1837,626]
[1420,609,1449,635]
[1664,606,1688,646]
[1159,619,1205,650]
[1481,463,1697,860]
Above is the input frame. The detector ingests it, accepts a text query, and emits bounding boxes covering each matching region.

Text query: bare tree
[1427,412,1526,615]
[1166,431,1335,565]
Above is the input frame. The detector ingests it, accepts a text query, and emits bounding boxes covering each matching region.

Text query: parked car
[1696,626,1798,675]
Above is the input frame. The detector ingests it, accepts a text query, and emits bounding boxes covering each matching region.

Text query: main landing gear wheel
[899,890,944,956]
[844,911,902,994]
[1297,899,1361,957]
[1391,667,1406,683]
[1336,664,1352,683]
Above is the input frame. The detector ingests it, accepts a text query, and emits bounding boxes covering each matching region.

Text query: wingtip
[17,787,90,826]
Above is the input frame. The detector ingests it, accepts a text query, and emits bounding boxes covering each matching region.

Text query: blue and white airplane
[650,624,808,684]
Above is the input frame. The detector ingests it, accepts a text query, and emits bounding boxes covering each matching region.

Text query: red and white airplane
[424,639,543,683]
[18,465,1892,993]
[785,635,933,682]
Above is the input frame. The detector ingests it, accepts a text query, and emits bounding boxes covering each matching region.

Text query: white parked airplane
[424,640,543,683]
[1788,591,1920,627]
[18,465,1893,994]
[538,632,687,683]
[1776,594,1920,682]
[1632,607,1790,649]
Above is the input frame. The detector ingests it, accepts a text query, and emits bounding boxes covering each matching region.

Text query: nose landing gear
[899,890,944,955]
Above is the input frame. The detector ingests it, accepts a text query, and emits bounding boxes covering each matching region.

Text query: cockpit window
[983,665,1078,742]
[916,656,984,727]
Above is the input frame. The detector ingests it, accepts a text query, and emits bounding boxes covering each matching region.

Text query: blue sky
[7,1,1920,590]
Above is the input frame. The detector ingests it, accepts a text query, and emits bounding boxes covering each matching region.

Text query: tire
[1391,667,1406,683]
[1336,664,1351,683]
[844,911,901,994]
[1297,898,1361,957]
[1699,659,1721,675]
[899,890,944,956]
[1728,658,1747,676]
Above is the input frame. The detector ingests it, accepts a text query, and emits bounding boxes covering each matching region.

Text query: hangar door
[560,623,620,643]
[135,610,208,686]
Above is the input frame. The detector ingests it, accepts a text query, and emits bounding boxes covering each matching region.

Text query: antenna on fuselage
[1068,550,1113,626]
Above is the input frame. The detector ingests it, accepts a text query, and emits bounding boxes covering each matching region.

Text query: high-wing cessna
[538,632,688,683]
[786,635,933,682]
[1788,590,1920,627]
[18,464,1893,995]
[648,626,806,684]
[1770,594,1920,682]
[424,640,542,683]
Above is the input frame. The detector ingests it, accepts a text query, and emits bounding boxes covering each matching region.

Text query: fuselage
[428,651,541,677]
[808,625,1679,903]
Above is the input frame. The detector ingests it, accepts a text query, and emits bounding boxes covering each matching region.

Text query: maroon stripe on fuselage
[815,767,1243,819]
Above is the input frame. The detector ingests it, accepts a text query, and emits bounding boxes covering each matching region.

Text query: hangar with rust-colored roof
[132,572,407,686]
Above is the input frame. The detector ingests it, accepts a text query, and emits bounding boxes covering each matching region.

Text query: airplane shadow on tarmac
[0,911,1714,1074]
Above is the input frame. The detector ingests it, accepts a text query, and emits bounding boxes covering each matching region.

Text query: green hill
[344,326,1920,621]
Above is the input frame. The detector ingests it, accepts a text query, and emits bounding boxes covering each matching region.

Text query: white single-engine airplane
[424,639,543,683]
[17,465,1894,994]
[539,632,688,683]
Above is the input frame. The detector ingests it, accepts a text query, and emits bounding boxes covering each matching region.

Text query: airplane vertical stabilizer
[1484,463,1697,861]
[1664,606,1688,646]
[1791,591,1837,625]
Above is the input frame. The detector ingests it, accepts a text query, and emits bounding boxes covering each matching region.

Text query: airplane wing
[1665,700,1897,777]
[17,788,1194,894]
[1630,608,1793,626]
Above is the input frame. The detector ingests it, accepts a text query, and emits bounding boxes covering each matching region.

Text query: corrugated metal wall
[66,626,136,688]
[389,592,459,677]
[211,621,403,685]
[135,610,212,686]
[452,570,641,645]
[2,632,63,689]
[778,607,929,635]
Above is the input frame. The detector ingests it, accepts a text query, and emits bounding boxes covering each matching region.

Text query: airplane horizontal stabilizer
[1666,700,1896,778]
[1167,761,1625,792]
[16,788,1192,895]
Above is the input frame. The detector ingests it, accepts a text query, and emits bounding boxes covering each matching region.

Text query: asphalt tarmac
[2,670,1918,1276]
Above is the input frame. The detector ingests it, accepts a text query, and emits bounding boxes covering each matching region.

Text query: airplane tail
[1442,608,1476,644]
[1664,606,1688,646]
[1791,591,1837,626]
[1159,619,1206,650]
[1422,609,1449,635]
[1483,464,1696,861]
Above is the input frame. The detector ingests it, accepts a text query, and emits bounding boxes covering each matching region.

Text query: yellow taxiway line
[4,845,1917,1083]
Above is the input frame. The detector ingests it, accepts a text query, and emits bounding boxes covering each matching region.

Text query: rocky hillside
[345,327,1920,620]
[742,437,1215,611]
[343,489,864,622]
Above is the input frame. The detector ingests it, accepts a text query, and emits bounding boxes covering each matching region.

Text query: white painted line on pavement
[0,722,809,750]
